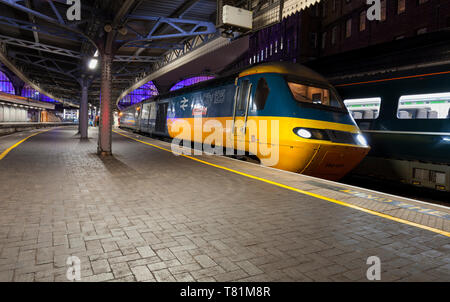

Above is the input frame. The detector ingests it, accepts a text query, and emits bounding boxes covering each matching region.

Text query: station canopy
[0,0,219,108]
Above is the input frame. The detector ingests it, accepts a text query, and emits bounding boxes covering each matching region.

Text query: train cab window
[287,81,344,109]
[344,97,381,120]
[397,92,450,119]
[252,78,270,111]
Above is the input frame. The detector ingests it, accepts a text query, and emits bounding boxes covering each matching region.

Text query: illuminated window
[288,81,344,109]
[0,70,15,94]
[21,84,58,103]
[119,81,158,107]
[21,84,41,101]
[359,11,366,31]
[381,0,387,21]
[170,76,215,91]
[397,92,450,119]
[346,19,352,38]
[398,0,405,14]
[344,98,381,120]
[331,26,337,45]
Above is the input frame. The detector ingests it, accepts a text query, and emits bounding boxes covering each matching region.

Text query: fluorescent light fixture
[88,50,99,70]
[88,58,98,70]
[443,137,450,142]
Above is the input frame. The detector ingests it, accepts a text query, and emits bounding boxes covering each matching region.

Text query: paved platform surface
[0,127,449,282]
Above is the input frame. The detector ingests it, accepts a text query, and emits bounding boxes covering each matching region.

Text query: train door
[149,102,157,133]
[141,103,151,132]
[135,106,141,131]
[155,102,168,134]
[232,78,253,143]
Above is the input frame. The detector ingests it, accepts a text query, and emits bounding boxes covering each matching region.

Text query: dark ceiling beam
[126,16,216,39]
[45,0,66,25]
[0,0,96,46]
[11,55,80,79]
[10,50,79,66]
[0,15,81,41]
[105,0,137,53]
[0,34,82,58]
[132,0,202,57]
[113,55,161,63]
[116,0,212,98]
[0,49,78,107]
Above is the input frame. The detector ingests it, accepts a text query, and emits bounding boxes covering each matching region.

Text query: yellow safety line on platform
[113,130,450,238]
[0,128,54,161]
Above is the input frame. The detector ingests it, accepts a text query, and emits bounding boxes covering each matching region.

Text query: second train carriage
[119,62,370,180]
[335,69,450,192]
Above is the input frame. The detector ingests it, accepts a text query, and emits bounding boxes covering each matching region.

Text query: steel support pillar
[79,79,89,139]
[97,53,113,155]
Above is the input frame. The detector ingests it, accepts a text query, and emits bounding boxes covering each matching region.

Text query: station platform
[0,122,76,136]
[0,126,449,282]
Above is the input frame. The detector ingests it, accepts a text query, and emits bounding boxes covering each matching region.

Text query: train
[335,69,450,192]
[119,62,370,181]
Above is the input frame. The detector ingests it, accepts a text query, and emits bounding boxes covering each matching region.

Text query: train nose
[302,144,370,181]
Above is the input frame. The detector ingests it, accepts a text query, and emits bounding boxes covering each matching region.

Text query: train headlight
[296,128,312,139]
[356,134,368,146]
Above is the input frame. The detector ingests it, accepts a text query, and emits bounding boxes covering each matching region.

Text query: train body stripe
[335,70,450,87]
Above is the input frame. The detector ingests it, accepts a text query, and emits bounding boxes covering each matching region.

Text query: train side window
[253,78,270,111]
[237,80,250,112]
[397,92,450,119]
[344,97,381,120]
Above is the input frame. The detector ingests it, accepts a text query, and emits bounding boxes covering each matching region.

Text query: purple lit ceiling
[0,70,15,95]
[169,76,215,91]
[118,81,159,108]
[21,84,58,103]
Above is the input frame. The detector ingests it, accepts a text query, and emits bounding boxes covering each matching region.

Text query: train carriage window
[252,78,270,111]
[287,81,344,109]
[344,97,381,120]
[397,92,450,119]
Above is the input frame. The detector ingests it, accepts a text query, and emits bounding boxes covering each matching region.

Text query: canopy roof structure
[0,0,220,108]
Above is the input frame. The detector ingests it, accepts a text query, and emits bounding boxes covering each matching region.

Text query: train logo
[180,97,189,111]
